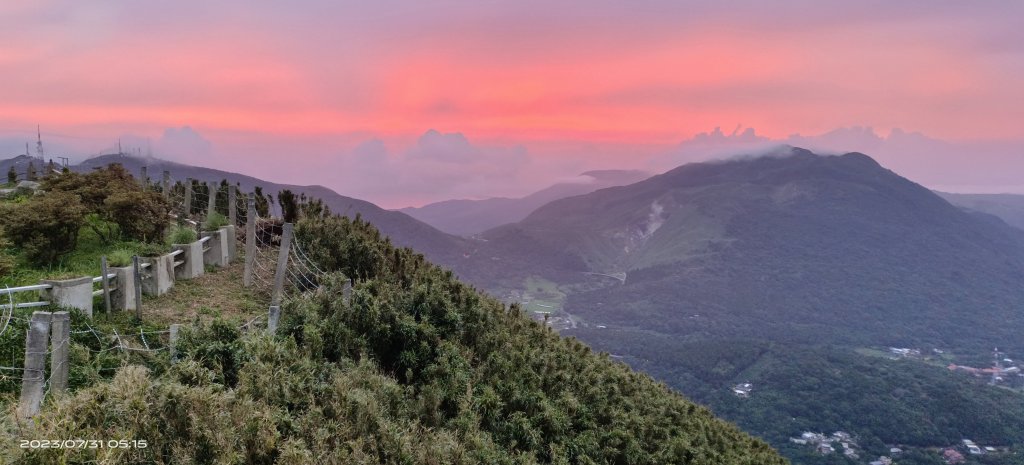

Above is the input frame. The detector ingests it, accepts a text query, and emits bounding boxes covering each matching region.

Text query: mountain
[72,153,469,265]
[1,155,45,180]
[464,147,1024,462]
[478,147,1024,352]
[399,170,649,236]
[939,191,1024,231]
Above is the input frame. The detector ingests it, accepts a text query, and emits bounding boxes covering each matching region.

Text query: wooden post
[18,311,51,419]
[206,182,218,220]
[169,324,181,362]
[228,185,237,225]
[271,223,293,306]
[183,177,193,216]
[162,170,171,199]
[132,255,143,320]
[100,256,112,316]
[48,311,70,394]
[244,194,256,287]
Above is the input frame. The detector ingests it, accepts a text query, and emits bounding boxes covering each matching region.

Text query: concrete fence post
[173,241,204,280]
[100,256,112,316]
[225,224,237,263]
[141,253,175,296]
[202,228,229,268]
[111,264,137,311]
[184,177,193,216]
[243,194,256,287]
[39,277,93,318]
[48,311,70,394]
[162,170,171,199]
[228,185,237,226]
[18,311,52,419]
[271,223,294,306]
[267,306,280,335]
[206,182,218,220]
[169,323,181,362]
[132,255,143,320]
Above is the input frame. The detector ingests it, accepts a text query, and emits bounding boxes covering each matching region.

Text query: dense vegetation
[569,330,1024,465]
[9,213,786,464]
[450,150,1024,464]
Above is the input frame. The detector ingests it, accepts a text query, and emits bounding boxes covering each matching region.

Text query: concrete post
[162,170,171,199]
[169,324,181,362]
[48,311,70,394]
[225,224,237,263]
[206,182,218,220]
[100,256,112,316]
[183,178,193,216]
[111,265,136,311]
[244,194,256,287]
[271,223,294,306]
[267,305,280,335]
[342,280,352,306]
[132,256,143,319]
[202,228,230,268]
[228,185,237,226]
[172,241,204,280]
[39,276,93,317]
[141,253,175,296]
[18,311,51,419]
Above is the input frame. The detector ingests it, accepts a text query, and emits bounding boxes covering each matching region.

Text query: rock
[0,188,14,199]
[14,180,41,196]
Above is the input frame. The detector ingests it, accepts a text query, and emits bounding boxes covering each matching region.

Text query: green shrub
[106,248,134,267]
[136,243,167,258]
[0,191,86,266]
[43,163,172,243]
[0,232,14,277]
[202,212,228,231]
[104,190,171,242]
[167,224,198,245]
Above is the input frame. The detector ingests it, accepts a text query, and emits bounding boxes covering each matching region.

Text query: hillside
[73,153,470,266]
[8,213,786,465]
[400,170,649,236]
[476,148,1024,353]
[939,191,1024,231]
[461,147,1024,464]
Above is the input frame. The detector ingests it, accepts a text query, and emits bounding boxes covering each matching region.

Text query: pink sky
[1,1,1022,207]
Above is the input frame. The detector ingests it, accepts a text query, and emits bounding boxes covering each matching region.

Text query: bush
[43,164,172,243]
[136,243,167,258]
[167,224,198,245]
[0,191,86,266]
[0,232,15,276]
[106,248,134,267]
[42,164,136,211]
[202,212,228,231]
[104,190,171,242]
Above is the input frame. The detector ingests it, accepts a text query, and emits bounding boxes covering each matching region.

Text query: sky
[1,1,1022,207]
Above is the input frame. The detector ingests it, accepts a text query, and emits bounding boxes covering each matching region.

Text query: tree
[105,190,171,242]
[0,192,86,265]
[278,189,299,223]
[42,163,170,243]
[253,186,270,217]
[6,165,15,184]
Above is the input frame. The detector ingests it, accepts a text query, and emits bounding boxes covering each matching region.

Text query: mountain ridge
[399,169,649,236]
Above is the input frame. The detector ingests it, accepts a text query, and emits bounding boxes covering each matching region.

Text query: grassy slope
[4,216,789,465]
